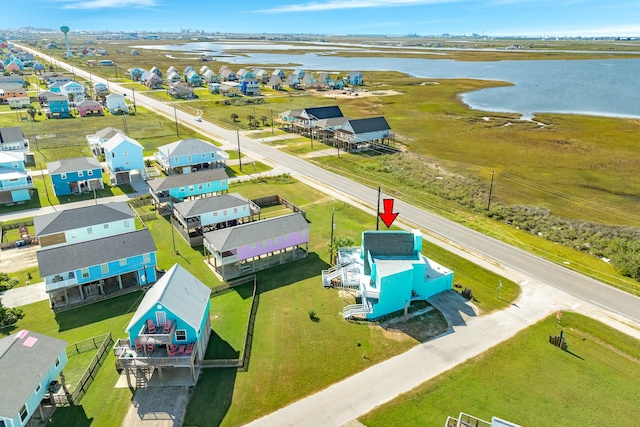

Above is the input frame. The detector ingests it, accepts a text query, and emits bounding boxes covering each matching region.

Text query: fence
[0,219,37,249]
[66,332,113,405]
[129,198,158,226]
[170,216,204,247]
[200,275,258,369]
[251,194,306,219]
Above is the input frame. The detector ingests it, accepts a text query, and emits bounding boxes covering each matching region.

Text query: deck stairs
[322,261,360,289]
[343,302,373,319]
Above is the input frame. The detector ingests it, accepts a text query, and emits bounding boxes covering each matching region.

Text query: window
[143,253,151,264]
[274,236,279,244]
[111,152,115,158]
[211,152,215,158]
[262,240,268,248]
[81,268,89,279]
[251,242,257,250]
[20,404,28,422]
[233,208,238,214]
[206,183,211,187]
[87,227,93,235]
[179,187,185,192]
[119,259,127,266]
[103,224,109,229]
[213,211,217,217]
[188,186,194,192]
[124,219,130,228]
[222,180,226,185]
[124,150,128,157]
[88,170,93,176]
[100,264,109,274]
[187,156,192,162]
[175,330,187,342]
[9,178,19,183]
[198,184,203,190]
[55,357,61,368]
[172,158,178,164]
[78,171,83,177]
[35,384,41,394]
[202,153,206,158]
[12,162,18,168]
[61,173,67,179]
[125,161,130,166]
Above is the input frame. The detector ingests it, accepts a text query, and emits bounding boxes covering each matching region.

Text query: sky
[3,0,640,37]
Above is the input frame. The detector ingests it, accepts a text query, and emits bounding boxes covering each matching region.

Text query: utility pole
[497,280,502,299]
[236,129,243,172]
[30,119,38,151]
[487,170,495,211]
[376,186,381,230]
[271,108,274,135]
[330,208,335,264]
[132,87,136,112]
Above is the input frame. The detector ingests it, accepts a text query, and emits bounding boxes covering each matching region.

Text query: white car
[195,116,202,122]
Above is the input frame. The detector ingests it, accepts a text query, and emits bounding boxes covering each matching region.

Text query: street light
[173,104,179,136]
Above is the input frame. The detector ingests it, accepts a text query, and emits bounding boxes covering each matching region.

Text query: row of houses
[0,127,33,204]
[277,105,394,152]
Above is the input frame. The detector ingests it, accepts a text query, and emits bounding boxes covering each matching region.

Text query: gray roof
[47,157,102,175]
[159,138,220,159]
[363,231,416,274]
[346,117,391,134]
[147,168,229,193]
[34,202,134,236]
[96,126,125,140]
[304,106,343,120]
[37,229,156,278]
[174,193,248,218]
[126,264,210,333]
[204,213,309,252]
[0,126,24,144]
[0,330,67,419]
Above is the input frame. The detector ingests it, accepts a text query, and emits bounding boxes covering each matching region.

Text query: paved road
[21,45,640,326]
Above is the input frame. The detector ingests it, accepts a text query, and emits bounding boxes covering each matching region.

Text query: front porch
[206,245,308,281]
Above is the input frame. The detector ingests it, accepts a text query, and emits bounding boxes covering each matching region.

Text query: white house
[105,94,128,114]
[60,81,85,102]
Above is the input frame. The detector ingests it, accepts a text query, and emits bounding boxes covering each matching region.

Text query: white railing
[46,276,78,291]
[321,261,353,287]
[343,302,372,319]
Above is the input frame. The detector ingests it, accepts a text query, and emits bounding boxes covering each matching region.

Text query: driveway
[122,386,189,427]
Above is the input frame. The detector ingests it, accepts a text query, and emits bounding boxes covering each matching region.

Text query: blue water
[142,43,640,119]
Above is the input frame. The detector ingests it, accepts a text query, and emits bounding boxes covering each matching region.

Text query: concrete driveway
[122,386,189,427]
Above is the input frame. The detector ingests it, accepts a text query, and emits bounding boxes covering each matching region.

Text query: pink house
[77,100,103,117]
[203,212,309,280]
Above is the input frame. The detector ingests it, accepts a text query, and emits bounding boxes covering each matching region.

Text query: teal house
[114,263,212,385]
[326,230,454,319]
[147,168,229,206]
[0,330,67,427]
[0,151,33,203]
[154,138,229,175]
[45,94,71,118]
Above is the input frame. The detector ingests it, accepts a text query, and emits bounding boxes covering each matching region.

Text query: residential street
[14,46,640,426]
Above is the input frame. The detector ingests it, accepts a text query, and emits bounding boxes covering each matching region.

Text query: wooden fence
[200,275,258,369]
[65,332,113,405]
[251,194,306,219]
[0,219,37,249]
[170,216,203,247]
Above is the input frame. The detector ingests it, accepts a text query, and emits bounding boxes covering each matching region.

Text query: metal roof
[126,264,211,334]
[158,138,221,159]
[147,168,229,192]
[0,330,67,419]
[36,229,156,278]
[344,117,391,134]
[46,157,102,175]
[203,213,309,252]
[34,201,134,236]
[173,193,248,218]
[0,126,24,144]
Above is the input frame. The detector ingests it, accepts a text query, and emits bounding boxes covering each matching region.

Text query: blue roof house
[37,228,157,309]
[0,151,33,203]
[0,330,67,427]
[93,81,108,95]
[114,263,212,385]
[103,133,145,184]
[327,229,453,319]
[185,70,202,87]
[346,71,364,85]
[47,157,104,197]
[239,78,260,96]
[154,138,229,175]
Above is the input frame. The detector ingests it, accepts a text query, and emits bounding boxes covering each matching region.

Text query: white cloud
[62,0,158,10]
[256,0,458,13]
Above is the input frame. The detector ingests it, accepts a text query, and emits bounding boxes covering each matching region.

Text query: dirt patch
[0,245,39,274]
[320,89,402,99]
[380,310,449,343]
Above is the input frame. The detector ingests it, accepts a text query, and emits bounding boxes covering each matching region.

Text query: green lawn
[360,312,640,427]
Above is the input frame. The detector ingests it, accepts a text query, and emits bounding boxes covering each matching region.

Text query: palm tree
[230,113,238,122]
[260,115,268,126]
[247,114,255,128]
[26,106,37,122]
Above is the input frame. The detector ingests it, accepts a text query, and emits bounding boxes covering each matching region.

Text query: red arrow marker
[379,199,398,228]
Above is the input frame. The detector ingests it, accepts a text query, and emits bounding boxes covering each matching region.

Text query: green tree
[230,113,238,122]
[247,114,255,128]
[0,300,24,327]
[0,273,19,292]
[328,236,356,265]
[26,105,37,122]
[260,114,268,126]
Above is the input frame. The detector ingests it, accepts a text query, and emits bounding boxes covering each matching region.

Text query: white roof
[103,133,143,152]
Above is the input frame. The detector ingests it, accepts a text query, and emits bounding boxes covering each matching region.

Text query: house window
[262,240,268,248]
[284,234,288,241]
[213,211,217,217]
[274,236,279,244]
[55,357,61,368]
[101,264,109,274]
[61,173,67,179]
[179,187,185,192]
[233,208,238,214]
[87,227,93,235]
[206,183,211,187]
[20,404,28,422]
[124,220,130,228]
[222,180,226,185]
[187,156,192,162]
[81,268,89,279]
[111,152,115,158]
[251,242,257,249]
[175,330,187,342]
[104,224,109,229]
[124,150,128,157]
[188,186,194,192]
[78,171,84,177]
[143,253,151,264]
[198,184,203,190]
[125,161,130,166]
[119,259,127,266]
[88,170,93,176]
[210,153,215,158]
[12,162,18,168]
[173,158,178,163]
[35,384,41,394]
[202,153,206,158]
[9,178,19,183]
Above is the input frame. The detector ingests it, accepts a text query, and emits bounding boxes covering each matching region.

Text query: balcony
[113,338,196,369]
[137,320,177,346]
[45,274,78,292]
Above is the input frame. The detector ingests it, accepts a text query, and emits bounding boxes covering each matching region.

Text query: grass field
[360,312,640,427]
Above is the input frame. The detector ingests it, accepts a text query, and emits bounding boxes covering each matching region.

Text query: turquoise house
[47,157,103,197]
[0,151,33,203]
[148,168,229,206]
[46,94,71,118]
[327,230,454,319]
[37,229,157,309]
[154,138,229,175]
[185,70,202,87]
[103,133,145,184]
[115,263,212,385]
[0,330,67,427]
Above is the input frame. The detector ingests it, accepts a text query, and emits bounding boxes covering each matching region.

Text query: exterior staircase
[343,302,373,319]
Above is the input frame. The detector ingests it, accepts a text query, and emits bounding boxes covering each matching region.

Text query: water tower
[60,25,72,58]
